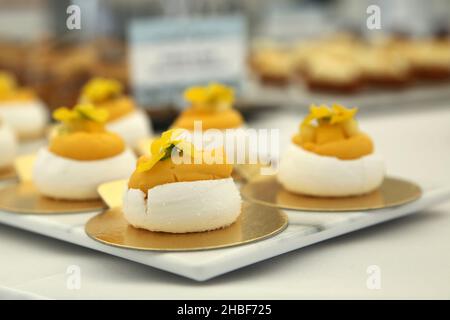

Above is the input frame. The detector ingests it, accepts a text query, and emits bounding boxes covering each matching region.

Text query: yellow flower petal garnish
[330,104,358,124]
[81,78,123,104]
[53,107,78,122]
[302,104,358,127]
[137,129,200,172]
[302,104,332,126]
[184,83,235,112]
[0,72,17,99]
[53,103,109,124]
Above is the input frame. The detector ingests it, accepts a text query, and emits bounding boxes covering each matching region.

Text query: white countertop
[1,104,450,299]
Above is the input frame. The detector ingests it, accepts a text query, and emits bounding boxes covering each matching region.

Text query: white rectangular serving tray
[0,180,449,281]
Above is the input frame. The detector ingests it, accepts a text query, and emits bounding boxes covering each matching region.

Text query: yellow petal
[137,152,165,173]
[0,72,17,96]
[150,139,164,156]
[76,104,109,123]
[330,104,358,124]
[53,107,76,122]
[302,103,357,127]
[183,83,235,111]
[302,104,331,126]
[140,129,195,172]
[184,87,206,104]
[82,78,123,103]
[310,104,333,119]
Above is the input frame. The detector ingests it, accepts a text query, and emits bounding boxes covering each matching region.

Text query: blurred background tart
[301,52,364,93]
[0,117,17,170]
[33,103,136,200]
[79,77,153,149]
[0,72,48,140]
[359,45,412,87]
[407,38,450,80]
[249,46,293,87]
[278,104,385,197]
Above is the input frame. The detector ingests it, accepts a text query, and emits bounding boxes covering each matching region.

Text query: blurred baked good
[359,45,412,87]
[26,38,129,111]
[407,38,450,80]
[249,47,292,86]
[302,52,363,93]
[251,33,450,93]
[0,41,29,85]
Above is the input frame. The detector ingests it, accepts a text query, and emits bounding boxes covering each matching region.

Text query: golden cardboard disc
[233,163,264,182]
[97,179,127,209]
[85,202,288,251]
[0,167,16,181]
[241,176,422,212]
[0,181,106,214]
[14,153,36,182]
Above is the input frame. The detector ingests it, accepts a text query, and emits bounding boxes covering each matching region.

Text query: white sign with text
[129,16,246,107]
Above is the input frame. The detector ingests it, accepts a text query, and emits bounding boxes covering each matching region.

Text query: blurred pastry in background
[173,83,244,131]
[80,77,152,149]
[123,129,241,233]
[92,37,130,88]
[25,39,130,112]
[407,38,450,80]
[293,33,363,76]
[0,41,29,85]
[250,33,450,93]
[359,46,412,87]
[292,41,319,77]
[172,83,247,159]
[301,53,363,93]
[249,47,292,86]
[277,104,385,197]
[0,72,48,140]
[33,104,136,200]
[26,41,96,111]
[0,118,17,170]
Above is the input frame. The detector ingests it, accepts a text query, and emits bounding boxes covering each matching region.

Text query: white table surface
[1,103,450,299]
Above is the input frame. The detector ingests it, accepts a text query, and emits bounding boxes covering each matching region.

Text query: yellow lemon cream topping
[172,83,243,130]
[80,77,135,121]
[292,104,373,160]
[0,72,36,102]
[128,129,233,193]
[49,103,125,160]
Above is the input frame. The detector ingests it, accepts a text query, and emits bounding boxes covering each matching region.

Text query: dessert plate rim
[241,175,422,212]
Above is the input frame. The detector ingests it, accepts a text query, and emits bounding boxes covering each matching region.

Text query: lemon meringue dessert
[172,83,246,157]
[277,104,385,197]
[173,83,244,131]
[123,129,242,233]
[80,77,152,148]
[33,104,136,200]
[0,117,17,170]
[0,72,48,140]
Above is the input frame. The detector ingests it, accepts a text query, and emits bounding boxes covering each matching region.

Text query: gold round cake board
[0,181,106,214]
[241,176,422,212]
[0,167,16,181]
[85,202,288,251]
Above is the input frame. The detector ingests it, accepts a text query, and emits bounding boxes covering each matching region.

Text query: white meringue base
[0,101,48,140]
[123,178,242,233]
[32,148,137,200]
[0,123,17,169]
[107,110,152,149]
[277,143,385,197]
